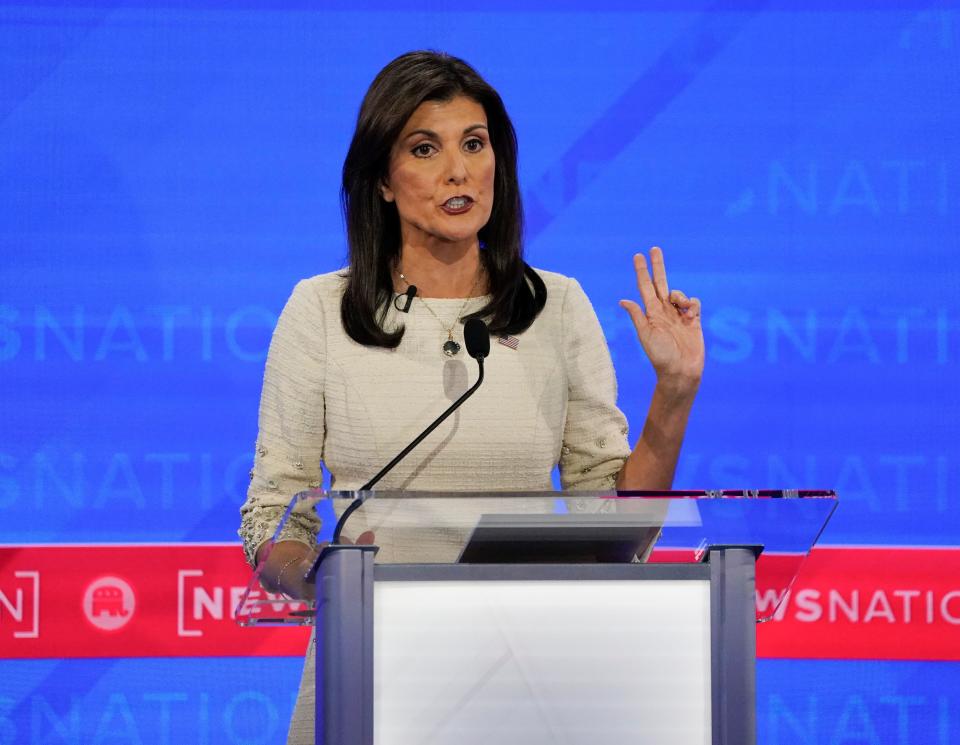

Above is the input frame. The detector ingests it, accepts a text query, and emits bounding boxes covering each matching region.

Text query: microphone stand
[332,319,489,544]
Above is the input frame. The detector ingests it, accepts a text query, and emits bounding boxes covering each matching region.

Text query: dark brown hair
[340,50,546,347]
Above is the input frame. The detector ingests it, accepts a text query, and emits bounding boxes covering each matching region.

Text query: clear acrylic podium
[237,489,837,745]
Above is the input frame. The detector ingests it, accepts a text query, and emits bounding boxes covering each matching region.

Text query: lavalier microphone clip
[394,285,417,313]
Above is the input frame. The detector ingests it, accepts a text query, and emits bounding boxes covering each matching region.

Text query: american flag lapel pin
[498,334,520,350]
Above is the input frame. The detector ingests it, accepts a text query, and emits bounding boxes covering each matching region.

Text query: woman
[239,50,704,744]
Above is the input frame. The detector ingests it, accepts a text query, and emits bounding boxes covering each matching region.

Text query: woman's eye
[464,138,484,153]
[412,143,436,158]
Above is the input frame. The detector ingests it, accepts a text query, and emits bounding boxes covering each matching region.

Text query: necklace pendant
[442,339,461,357]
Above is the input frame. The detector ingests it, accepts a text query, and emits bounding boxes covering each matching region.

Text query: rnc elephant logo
[83,576,136,631]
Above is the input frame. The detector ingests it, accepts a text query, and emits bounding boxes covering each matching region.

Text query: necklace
[397,268,483,357]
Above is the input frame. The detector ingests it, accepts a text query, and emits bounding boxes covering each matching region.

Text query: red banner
[757,547,960,660]
[1,544,958,661]
[0,544,310,659]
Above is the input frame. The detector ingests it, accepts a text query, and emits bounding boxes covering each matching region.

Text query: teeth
[445,197,468,209]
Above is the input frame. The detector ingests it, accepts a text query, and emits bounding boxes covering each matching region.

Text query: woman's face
[382,95,495,250]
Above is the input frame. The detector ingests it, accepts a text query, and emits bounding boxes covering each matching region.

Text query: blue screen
[1,1,958,741]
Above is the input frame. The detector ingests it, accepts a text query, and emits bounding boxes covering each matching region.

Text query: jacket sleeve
[557,277,631,491]
[238,280,327,567]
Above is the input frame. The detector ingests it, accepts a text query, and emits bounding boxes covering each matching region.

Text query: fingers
[340,531,376,545]
[669,289,692,310]
[619,299,649,332]
[632,248,698,320]
[668,289,701,319]
[649,246,669,300]
[633,253,658,312]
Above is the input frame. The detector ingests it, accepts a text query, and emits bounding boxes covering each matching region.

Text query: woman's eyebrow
[404,128,438,141]
[403,123,488,141]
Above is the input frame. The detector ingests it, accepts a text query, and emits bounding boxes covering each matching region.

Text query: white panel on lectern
[373,579,712,745]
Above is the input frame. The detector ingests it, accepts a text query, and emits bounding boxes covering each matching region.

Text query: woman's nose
[443,151,468,184]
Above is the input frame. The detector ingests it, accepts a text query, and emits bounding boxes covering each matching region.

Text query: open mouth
[441,196,474,213]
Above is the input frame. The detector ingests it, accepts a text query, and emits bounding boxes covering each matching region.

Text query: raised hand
[619,247,704,396]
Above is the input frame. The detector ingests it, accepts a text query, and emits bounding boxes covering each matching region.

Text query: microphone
[393,285,417,313]
[463,316,490,359]
[332,318,489,543]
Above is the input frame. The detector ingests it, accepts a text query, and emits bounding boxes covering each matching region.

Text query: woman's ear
[380,179,395,203]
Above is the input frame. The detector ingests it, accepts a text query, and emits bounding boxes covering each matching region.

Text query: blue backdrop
[1,1,958,742]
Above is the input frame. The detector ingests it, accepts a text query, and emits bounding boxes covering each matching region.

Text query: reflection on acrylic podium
[237,489,837,745]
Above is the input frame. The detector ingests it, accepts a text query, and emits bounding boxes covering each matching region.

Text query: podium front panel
[372,564,712,745]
